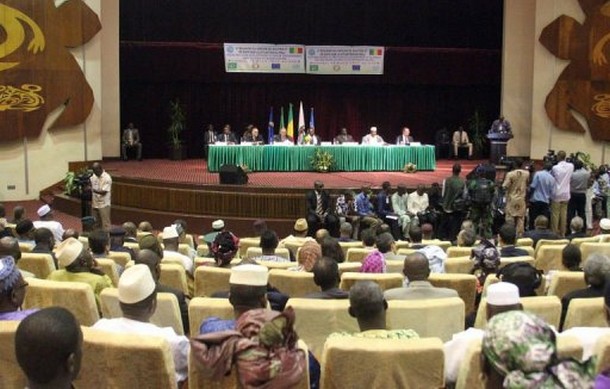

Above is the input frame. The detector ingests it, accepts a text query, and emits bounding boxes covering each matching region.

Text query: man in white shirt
[33,204,65,243]
[451,126,472,158]
[551,151,574,236]
[443,282,522,385]
[93,264,189,384]
[161,225,194,275]
[90,162,112,230]
[391,184,411,239]
[407,185,429,226]
[361,126,385,145]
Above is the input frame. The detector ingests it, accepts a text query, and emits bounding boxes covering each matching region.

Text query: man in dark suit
[522,215,561,247]
[497,223,529,258]
[218,124,238,144]
[395,126,414,145]
[121,122,142,161]
[306,180,339,237]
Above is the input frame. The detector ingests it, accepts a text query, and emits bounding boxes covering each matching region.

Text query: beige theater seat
[96,258,120,287]
[23,278,100,326]
[194,266,231,297]
[396,248,419,256]
[500,255,535,269]
[422,240,452,252]
[268,269,318,297]
[245,246,290,260]
[385,259,404,273]
[100,288,184,335]
[516,237,534,247]
[74,326,177,389]
[446,246,474,258]
[123,241,140,255]
[445,256,474,274]
[534,239,569,258]
[18,241,34,253]
[428,273,477,315]
[238,237,260,258]
[546,271,586,299]
[188,297,235,337]
[287,298,358,357]
[345,247,374,263]
[0,321,26,389]
[339,241,363,257]
[178,243,194,258]
[563,297,606,330]
[196,244,210,257]
[387,297,465,341]
[594,334,610,373]
[337,262,361,275]
[581,242,610,261]
[339,272,403,292]
[474,295,561,329]
[570,236,600,248]
[535,245,567,273]
[394,240,411,250]
[107,251,131,268]
[160,263,189,296]
[256,260,294,270]
[321,336,444,389]
[18,252,56,279]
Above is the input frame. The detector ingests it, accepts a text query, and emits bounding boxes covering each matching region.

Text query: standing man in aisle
[90,162,112,230]
[502,160,530,236]
[551,151,574,237]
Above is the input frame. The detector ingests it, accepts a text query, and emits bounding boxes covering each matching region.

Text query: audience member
[417,244,447,274]
[93,264,189,383]
[11,205,26,224]
[109,226,136,262]
[0,237,34,278]
[33,205,65,243]
[15,307,83,389]
[482,311,595,388]
[502,160,530,236]
[0,256,37,321]
[441,163,466,241]
[162,225,194,274]
[600,218,610,235]
[421,223,435,241]
[361,228,377,248]
[407,185,430,227]
[321,237,345,263]
[568,159,590,231]
[408,225,425,249]
[203,219,225,245]
[315,228,330,245]
[210,231,239,268]
[15,219,36,247]
[384,252,457,300]
[335,190,360,238]
[254,229,288,262]
[528,162,555,230]
[551,150,574,236]
[355,186,382,230]
[562,243,583,271]
[290,241,321,272]
[391,184,411,239]
[497,223,529,257]
[497,262,542,298]
[139,234,163,258]
[522,215,560,247]
[80,216,96,237]
[279,218,314,258]
[305,257,349,299]
[88,229,110,259]
[338,222,354,242]
[471,240,501,307]
[138,221,154,233]
[306,181,339,237]
[31,227,58,267]
[456,228,476,247]
[376,181,401,239]
[566,216,587,239]
[62,229,79,241]
[360,250,386,273]
[376,232,403,261]
[122,222,138,243]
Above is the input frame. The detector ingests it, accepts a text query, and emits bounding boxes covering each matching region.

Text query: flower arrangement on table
[303,134,312,144]
[310,149,335,172]
[403,163,417,173]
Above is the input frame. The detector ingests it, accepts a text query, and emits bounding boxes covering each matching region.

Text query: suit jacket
[218,132,238,144]
[304,288,349,299]
[522,229,560,247]
[306,189,332,216]
[122,128,140,144]
[384,281,458,300]
[395,135,414,145]
[156,283,189,334]
[499,245,529,258]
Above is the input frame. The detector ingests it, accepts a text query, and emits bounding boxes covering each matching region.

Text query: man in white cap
[47,237,113,308]
[361,126,385,145]
[90,162,112,230]
[33,204,65,243]
[0,256,38,321]
[203,219,225,246]
[599,217,610,238]
[161,225,193,275]
[443,282,522,384]
[278,218,314,259]
[93,264,189,384]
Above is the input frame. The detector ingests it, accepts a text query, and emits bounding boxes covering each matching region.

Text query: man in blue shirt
[529,162,555,231]
[355,186,382,231]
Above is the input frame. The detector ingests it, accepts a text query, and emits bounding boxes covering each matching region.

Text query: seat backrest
[424,240,452,252]
[160,263,189,296]
[107,251,131,267]
[74,326,177,389]
[594,334,610,374]
[396,248,418,256]
[474,295,561,329]
[337,262,361,275]
[99,288,185,336]
[196,244,210,257]
[18,252,56,279]
[500,255,535,269]
[123,241,140,255]
[385,260,404,273]
[268,269,318,297]
[570,236,600,248]
[245,247,290,260]
[194,266,231,297]
[339,272,403,292]
[445,256,474,274]
[0,321,26,389]
[387,298,464,341]
[96,258,120,287]
[534,239,569,257]
[23,278,100,326]
[535,245,567,273]
[563,297,607,330]
[338,241,363,257]
[516,237,534,247]
[321,336,444,389]
[238,237,260,258]
[188,297,235,337]
[546,271,586,299]
[446,246,473,258]
[581,242,610,262]
[428,273,477,315]
[256,260,294,270]
[345,247,374,263]
[18,241,34,253]
[178,243,193,258]
[287,298,357,357]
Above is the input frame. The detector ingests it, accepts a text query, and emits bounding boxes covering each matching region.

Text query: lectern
[487,132,513,165]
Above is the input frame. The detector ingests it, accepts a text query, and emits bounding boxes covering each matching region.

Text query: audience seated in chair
[304,257,349,300]
[109,227,136,262]
[498,223,529,258]
[290,241,322,272]
[92,264,189,384]
[162,225,194,275]
[210,231,240,268]
[321,237,345,264]
[31,227,57,267]
[376,232,404,262]
[306,181,339,237]
[562,244,583,271]
[15,307,83,389]
[566,216,587,240]
[481,311,595,388]
[279,218,315,255]
[15,219,36,247]
[0,256,38,321]
[523,215,561,248]
[384,252,458,300]
[456,228,476,248]
[252,229,289,263]
[560,253,610,329]
[0,237,34,279]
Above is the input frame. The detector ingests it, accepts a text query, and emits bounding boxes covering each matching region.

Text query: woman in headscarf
[360,250,386,273]
[482,310,595,388]
[290,241,321,272]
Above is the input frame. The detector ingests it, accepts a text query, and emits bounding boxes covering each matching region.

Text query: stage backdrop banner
[223,43,305,73]
[306,46,385,75]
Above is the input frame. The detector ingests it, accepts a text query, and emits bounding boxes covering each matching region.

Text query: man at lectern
[489,115,512,134]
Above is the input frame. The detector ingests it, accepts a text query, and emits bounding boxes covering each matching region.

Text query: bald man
[384,252,457,300]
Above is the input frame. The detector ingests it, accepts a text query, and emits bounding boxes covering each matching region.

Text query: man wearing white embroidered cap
[599,217,610,237]
[161,225,194,275]
[203,219,225,245]
[47,237,113,308]
[361,126,385,145]
[443,282,522,384]
[93,264,189,384]
[33,204,65,243]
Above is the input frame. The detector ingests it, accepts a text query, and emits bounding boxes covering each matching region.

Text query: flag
[309,107,315,129]
[287,103,294,141]
[280,106,285,130]
[267,107,274,144]
[298,101,305,131]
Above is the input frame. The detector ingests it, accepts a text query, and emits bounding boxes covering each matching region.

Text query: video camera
[543,150,557,165]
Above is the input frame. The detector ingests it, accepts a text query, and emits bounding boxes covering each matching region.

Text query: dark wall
[120,1,503,159]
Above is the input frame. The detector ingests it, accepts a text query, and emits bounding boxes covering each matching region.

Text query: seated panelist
[299,127,321,145]
[242,126,264,145]
[395,127,414,145]
[334,128,355,144]
[218,124,238,144]
[361,126,385,145]
[274,127,294,144]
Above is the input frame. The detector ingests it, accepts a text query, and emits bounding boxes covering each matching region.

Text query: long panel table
[207,145,436,172]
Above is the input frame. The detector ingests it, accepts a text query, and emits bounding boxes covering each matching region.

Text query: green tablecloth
[207,145,436,172]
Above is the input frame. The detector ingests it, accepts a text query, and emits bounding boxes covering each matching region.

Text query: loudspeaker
[219,164,248,185]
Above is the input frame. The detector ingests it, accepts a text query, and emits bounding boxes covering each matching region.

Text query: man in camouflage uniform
[468,168,495,239]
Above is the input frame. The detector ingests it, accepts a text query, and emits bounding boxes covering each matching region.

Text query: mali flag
[287,103,294,140]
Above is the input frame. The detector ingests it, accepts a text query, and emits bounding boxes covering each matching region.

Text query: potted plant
[310,149,335,172]
[168,98,186,160]
[63,168,92,198]
[468,109,488,158]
